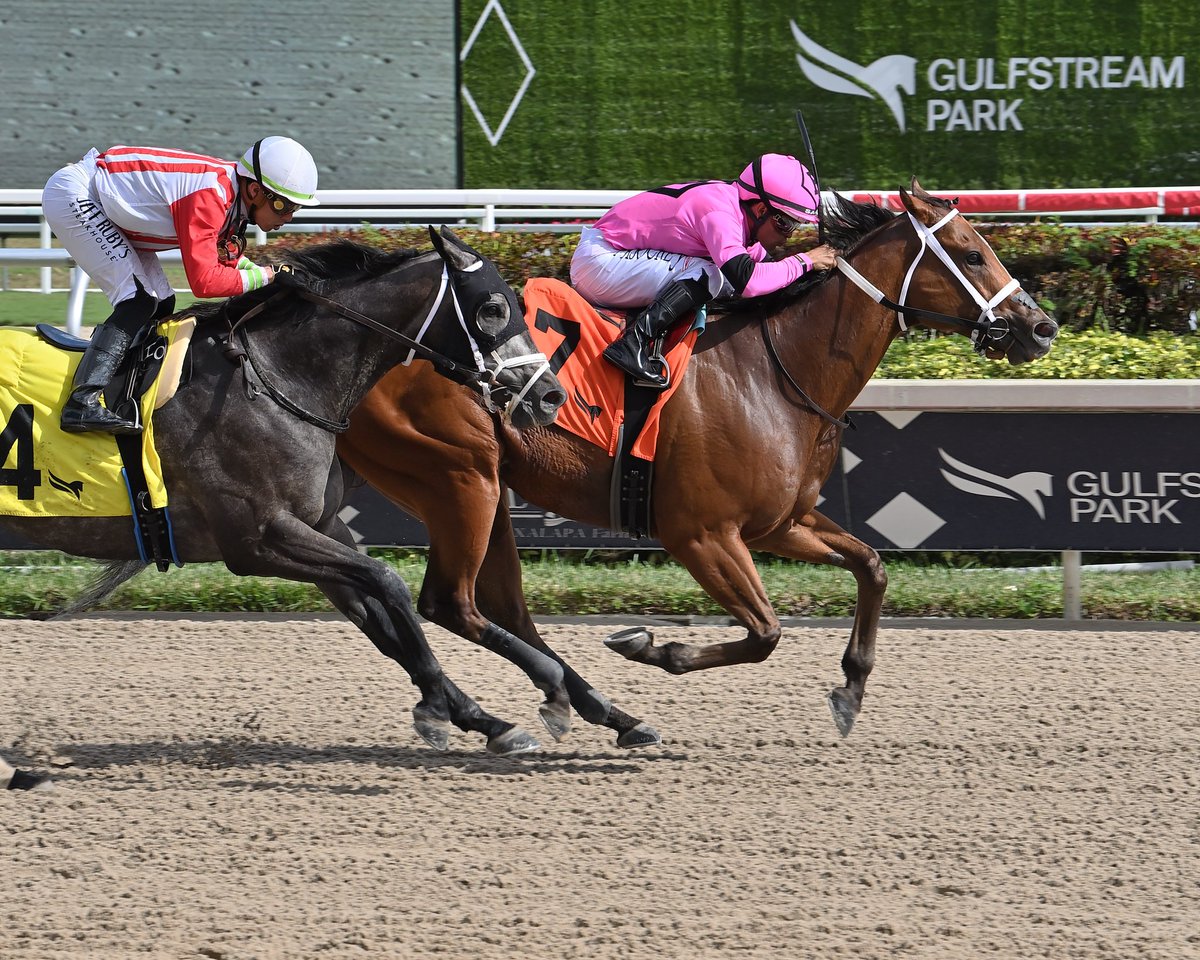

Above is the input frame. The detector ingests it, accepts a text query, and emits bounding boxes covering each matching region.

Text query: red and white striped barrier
[842,186,1200,218]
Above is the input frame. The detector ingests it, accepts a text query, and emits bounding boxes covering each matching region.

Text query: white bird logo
[789,22,917,133]
[938,448,1054,520]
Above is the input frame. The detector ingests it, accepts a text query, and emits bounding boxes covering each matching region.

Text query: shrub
[257,221,1200,372]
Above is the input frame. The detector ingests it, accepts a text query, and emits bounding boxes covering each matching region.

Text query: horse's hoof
[487,727,541,756]
[7,770,53,792]
[605,627,653,660]
[538,697,572,742]
[616,722,662,749]
[412,706,452,751]
[827,688,859,738]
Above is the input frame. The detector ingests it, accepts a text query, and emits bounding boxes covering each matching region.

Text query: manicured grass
[2,550,1198,621]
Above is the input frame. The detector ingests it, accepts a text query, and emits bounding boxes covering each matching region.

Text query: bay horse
[338,181,1060,744]
[0,228,571,757]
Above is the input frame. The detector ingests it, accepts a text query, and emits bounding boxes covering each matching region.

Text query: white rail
[4,185,1199,334]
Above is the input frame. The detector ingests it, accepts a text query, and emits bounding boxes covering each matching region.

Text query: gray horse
[0,228,569,757]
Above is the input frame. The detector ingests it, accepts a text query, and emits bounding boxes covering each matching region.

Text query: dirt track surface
[3,614,1199,960]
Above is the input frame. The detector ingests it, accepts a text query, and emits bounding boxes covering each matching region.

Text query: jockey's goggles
[769,208,801,237]
[265,190,301,216]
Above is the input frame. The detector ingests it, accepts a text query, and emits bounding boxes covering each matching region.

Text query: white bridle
[833,206,1021,351]
[401,262,553,420]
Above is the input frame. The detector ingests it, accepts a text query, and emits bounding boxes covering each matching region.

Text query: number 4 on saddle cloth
[524,278,706,537]
[0,318,195,569]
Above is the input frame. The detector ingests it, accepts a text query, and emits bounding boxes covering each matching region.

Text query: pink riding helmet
[734,153,820,223]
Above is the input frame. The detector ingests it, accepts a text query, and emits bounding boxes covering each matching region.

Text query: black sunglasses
[769,208,800,237]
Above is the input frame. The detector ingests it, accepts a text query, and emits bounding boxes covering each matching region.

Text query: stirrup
[632,366,670,390]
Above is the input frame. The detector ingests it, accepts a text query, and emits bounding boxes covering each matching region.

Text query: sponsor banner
[830,412,1200,551]
[2,412,1196,552]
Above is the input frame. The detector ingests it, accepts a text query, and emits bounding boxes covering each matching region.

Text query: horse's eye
[477,298,508,333]
[966,250,984,266]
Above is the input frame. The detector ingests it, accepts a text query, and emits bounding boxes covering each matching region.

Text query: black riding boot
[602,278,711,389]
[60,323,142,435]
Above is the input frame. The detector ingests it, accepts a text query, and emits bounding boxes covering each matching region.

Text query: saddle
[36,318,195,421]
[33,319,195,570]
[523,279,704,538]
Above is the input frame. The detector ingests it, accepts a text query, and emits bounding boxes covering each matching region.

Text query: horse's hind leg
[754,511,885,737]
[469,495,661,748]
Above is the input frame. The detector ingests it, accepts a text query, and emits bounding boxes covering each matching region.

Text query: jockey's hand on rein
[804,244,839,272]
[271,263,312,292]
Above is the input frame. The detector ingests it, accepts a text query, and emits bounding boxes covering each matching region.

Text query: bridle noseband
[834,206,1021,356]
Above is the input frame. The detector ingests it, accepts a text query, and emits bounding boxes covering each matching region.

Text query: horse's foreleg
[227,512,538,755]
[755,511,885,737]
[415,483,572,742]
[317,579,537,756]
[616,525,783,673]
[470,495,661,748]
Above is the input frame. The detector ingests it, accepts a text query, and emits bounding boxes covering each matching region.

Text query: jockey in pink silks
[570,153,837,389]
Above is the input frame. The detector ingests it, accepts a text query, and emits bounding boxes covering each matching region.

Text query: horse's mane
[711,191,896,317]
[188,239,425,327]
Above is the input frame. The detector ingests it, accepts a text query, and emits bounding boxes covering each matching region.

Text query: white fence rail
[4,185,1200,334]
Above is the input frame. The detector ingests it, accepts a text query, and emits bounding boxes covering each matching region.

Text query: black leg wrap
[479,624,564,693]
[7,769,50,791]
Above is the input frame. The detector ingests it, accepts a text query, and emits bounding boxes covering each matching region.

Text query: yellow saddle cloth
[0,320,189,518]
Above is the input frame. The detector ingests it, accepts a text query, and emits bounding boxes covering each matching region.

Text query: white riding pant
[570,226,733,309]
[41,148,172,308]
[0,754,14,789]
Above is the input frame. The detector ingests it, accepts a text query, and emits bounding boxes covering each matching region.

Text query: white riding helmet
[236,136,320,207]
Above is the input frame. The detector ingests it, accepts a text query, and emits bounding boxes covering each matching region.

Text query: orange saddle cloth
[523,278,701,461]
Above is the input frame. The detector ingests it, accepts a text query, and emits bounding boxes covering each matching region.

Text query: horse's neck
[749,287,893,419]
[246,264,441,422]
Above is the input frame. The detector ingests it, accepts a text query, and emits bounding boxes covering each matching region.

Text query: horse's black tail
[51,559,149,619]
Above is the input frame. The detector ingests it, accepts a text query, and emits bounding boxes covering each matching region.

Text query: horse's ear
[428,225,481,272]
[899,179,935,221]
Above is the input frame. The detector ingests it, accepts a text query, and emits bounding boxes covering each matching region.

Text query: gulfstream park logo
[790,21,1186,133]
[938,449,1052,519]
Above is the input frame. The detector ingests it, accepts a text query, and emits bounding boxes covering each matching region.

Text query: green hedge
[262,222,1200,376]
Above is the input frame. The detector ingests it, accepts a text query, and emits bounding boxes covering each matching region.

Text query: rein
[219,261,551,432]
[758,204,1023,431]
[224,265,486,386]
[834,207,1021,355]
[760,318,852,431]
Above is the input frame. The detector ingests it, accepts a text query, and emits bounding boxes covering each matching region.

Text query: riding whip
[794,109,825,247]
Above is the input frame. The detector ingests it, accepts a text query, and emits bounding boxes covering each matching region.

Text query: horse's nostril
[544,389,567,410]
[1035,320,1059,340]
